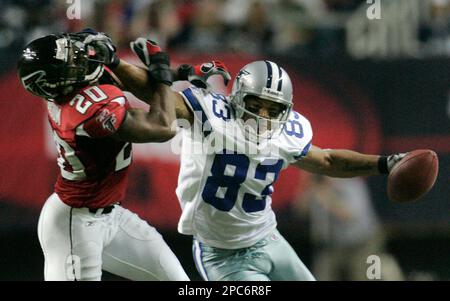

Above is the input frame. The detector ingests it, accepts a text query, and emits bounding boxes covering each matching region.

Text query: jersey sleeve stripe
[181,88,212,137]
[111,96,126,105]
[293,141,312,160]
[75,124,91,137]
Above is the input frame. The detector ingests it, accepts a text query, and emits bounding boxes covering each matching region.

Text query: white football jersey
[176,86,313,249]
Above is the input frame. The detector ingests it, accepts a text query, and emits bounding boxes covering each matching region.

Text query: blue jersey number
[202,154,283,213]
[284,113,304,138]
[202,153,249,211]
[242,159,284,212]
[211,93,231,120]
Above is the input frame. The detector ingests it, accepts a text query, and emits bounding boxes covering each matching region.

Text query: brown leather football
[387,149,439,203]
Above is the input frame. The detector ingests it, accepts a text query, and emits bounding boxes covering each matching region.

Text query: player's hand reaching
[76,28,120,69]
[130,37,163,66]
[379,152,408,174]
[387,153,408,172]
[177,61,231,89]
[130,37,173,86]
[129,38,230,88]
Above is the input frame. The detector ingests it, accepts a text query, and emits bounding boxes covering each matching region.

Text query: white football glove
[387,153,408,172]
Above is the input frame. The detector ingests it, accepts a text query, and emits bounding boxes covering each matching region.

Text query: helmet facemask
[50,35,105,95]
[232,92,292,144]
[18,34,105,100]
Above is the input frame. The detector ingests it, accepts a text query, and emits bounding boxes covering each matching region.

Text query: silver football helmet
[230,61,293,141]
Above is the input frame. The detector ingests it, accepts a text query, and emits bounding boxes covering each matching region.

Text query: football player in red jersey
[17,32,228,281]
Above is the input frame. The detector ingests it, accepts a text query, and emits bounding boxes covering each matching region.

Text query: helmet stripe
[265,61,273,89]
[277,65,283,91]
[269,61,279,91]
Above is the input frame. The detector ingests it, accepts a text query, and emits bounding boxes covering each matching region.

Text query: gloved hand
[177,61,231,89]
[387,153,408,172]
[130,37,162,66]
[130,37,172,86]
[379,152,408,174]
[76,28,120,69]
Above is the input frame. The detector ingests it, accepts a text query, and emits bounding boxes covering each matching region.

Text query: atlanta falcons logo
[97,108,117,133]
[21,70,55,99]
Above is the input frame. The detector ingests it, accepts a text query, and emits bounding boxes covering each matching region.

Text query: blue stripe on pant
[192,239,209,281]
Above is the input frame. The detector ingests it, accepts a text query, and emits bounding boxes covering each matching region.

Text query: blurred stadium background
[0,0,449,281]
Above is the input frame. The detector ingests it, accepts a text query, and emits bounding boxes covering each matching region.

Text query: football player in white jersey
[98,36,406,281]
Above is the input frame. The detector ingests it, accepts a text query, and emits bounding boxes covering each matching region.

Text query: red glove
[130,37,162,66]
[130,37,172,86]
[177,61,231,89]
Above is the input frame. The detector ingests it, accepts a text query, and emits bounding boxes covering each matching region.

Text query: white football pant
[37,193,189,281]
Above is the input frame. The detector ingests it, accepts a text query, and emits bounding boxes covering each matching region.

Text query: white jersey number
[53,131,87,180]
[52,132,132,180]
[69,86,108,115]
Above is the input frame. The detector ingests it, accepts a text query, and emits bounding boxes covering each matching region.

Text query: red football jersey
[47,84,131,208]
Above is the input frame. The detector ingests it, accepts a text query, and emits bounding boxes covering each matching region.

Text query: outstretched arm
[91,34,230,127]
[81,30,230,101]
[292,145,382,177]
[114,59,194,125]
[110,41,177,143]
[113,59,159,103]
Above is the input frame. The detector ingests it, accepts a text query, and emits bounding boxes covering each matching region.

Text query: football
[387,149,439,203]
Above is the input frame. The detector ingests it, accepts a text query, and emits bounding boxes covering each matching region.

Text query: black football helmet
[17,33,107,100]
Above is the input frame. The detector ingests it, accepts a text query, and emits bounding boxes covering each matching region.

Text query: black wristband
[378,156,389,174]
[148,64,173,86]
[108,55,120,69]
[147,52,173,86]
[149,52,170,66]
